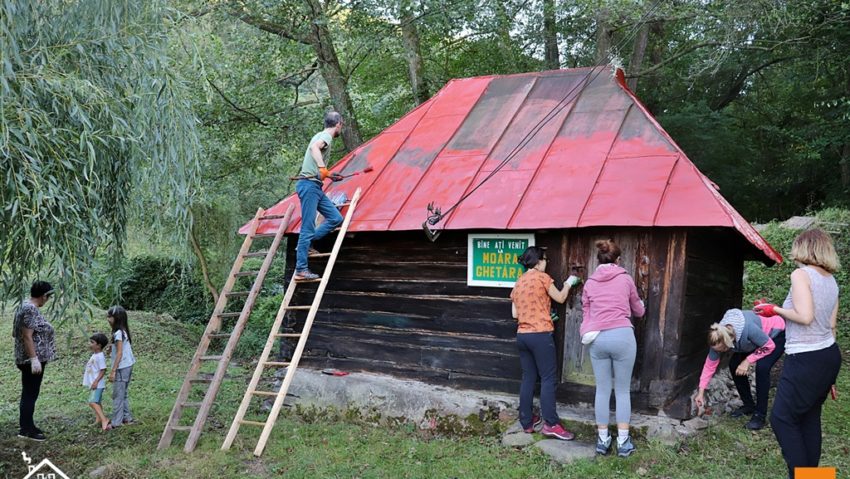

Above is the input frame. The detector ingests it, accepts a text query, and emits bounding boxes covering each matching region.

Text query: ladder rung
[243,251,269,258]
[260,214,288,220]
[252,390,277,397]
[294,277,322,283]
[337,202,351,208]
[170,426,193,431]
[218,312,242,318]
[209,333,231,339]
[234,271,259,277]
[200,355,223,361]
[264,361,290,367]
[181,402,202,408]
[240,420,267,427]
[190,377,213,384]
[226,290,251,297]
[275,333,302,338]
[286,305,311,311]
[308,252,332,258]
[255,233,277,238]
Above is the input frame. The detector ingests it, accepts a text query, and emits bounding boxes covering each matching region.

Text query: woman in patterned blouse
[12,280,56,442]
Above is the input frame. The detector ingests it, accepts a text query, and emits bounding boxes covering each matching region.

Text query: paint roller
[289,166,374,181]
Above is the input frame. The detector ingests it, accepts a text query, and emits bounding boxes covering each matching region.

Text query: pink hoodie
[580,264,645,336]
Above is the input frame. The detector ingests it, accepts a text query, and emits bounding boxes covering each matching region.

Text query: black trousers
[728,331,786,417]
[516,332,559,429]
[18,363,46,433]
[770,343,841,479]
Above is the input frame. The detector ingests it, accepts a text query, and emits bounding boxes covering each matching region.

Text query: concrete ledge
[279,367,710,444]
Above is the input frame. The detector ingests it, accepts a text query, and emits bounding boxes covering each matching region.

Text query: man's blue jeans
[295,180,343,272]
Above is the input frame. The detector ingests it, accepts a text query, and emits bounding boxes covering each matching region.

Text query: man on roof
[293,111,344,281]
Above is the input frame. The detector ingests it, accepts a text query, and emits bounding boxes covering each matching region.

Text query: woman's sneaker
[617,436,636,457]
[730,405,755,418]
[541,423,575,441]
[745,414,766,430]
[17,429,46,442]
[596,436,612,455]
[523,414,544,433]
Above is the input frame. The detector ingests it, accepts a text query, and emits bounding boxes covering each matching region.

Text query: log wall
[282,227,746,419]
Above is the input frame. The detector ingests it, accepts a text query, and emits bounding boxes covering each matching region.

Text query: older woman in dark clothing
[13,281,56,441]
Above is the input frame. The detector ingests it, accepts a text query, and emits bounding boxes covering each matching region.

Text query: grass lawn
[1,311,847,478]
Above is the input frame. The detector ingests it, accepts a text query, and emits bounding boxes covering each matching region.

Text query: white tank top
[782,266,838,355]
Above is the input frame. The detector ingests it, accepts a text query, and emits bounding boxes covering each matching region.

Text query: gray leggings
[589,327,636,425]
[111,366,133,427]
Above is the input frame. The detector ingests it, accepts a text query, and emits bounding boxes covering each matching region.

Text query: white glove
[30,357,42,375]
[566,275,581,286]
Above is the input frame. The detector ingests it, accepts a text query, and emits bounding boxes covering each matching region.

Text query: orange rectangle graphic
[795,467,836,479]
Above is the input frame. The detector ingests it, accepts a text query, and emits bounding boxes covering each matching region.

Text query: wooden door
[561,230,649,385]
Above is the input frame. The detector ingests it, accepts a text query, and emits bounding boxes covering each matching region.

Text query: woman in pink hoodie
[581,239,645,457]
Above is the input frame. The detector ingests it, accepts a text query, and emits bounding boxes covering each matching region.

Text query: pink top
[580,264,645,336]
[698,314,786,390]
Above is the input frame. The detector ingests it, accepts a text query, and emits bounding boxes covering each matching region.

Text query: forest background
[2,0,850,324]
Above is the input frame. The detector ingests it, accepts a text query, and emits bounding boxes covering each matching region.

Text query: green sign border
[467,233,535,288]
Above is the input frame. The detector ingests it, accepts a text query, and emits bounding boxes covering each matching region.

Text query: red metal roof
[246,67,781,264]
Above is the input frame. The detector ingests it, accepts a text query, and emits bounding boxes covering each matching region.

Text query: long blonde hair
[708,323,735,349]
[790,228,840,273]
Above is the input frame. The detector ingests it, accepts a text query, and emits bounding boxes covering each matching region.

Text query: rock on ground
[502,430,536,448]
[533,439,597,464]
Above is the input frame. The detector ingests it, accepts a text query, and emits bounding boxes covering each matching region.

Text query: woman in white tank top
[754,228,841,479]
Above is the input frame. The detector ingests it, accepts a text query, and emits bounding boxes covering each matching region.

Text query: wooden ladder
[221,187,362,457]
[158,204,295,453]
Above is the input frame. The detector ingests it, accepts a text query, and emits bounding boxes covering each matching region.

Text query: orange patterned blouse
[510,269,554,333]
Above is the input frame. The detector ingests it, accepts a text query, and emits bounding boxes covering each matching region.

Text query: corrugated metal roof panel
[246,67,781,264]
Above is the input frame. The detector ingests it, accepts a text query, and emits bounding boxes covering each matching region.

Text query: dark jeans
[729,330,786,417]
[18,363,46,433]
[295,180,343,272]
[770,343,841,479]
[516,332,559,428]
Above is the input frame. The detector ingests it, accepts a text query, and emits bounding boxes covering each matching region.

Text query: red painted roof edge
[612,68,782,265]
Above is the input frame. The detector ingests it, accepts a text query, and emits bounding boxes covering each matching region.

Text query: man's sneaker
[541,423,575,441]
[294,270,320,281]
[730,405,755,418]
[596,435,612,455]
[617,436,636,457]
[523,414,544,433]
[308,247,322,256]
[745,414,766,430]
[17,430,46,442]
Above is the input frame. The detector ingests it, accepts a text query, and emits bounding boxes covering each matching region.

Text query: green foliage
[0,0,200,311]
[745,209,850,319]
[93,255,213,325]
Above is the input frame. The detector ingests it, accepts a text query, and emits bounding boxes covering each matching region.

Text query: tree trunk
[400,1,429,104]
[304,0,362,150]
[189,219,219,304]
[595,8,613,64]
[627,24,649,90]
[543,0,559,70]
[234,2,363,151]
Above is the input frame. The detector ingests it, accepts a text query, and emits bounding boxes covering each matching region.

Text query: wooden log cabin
[248,67,781,419]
